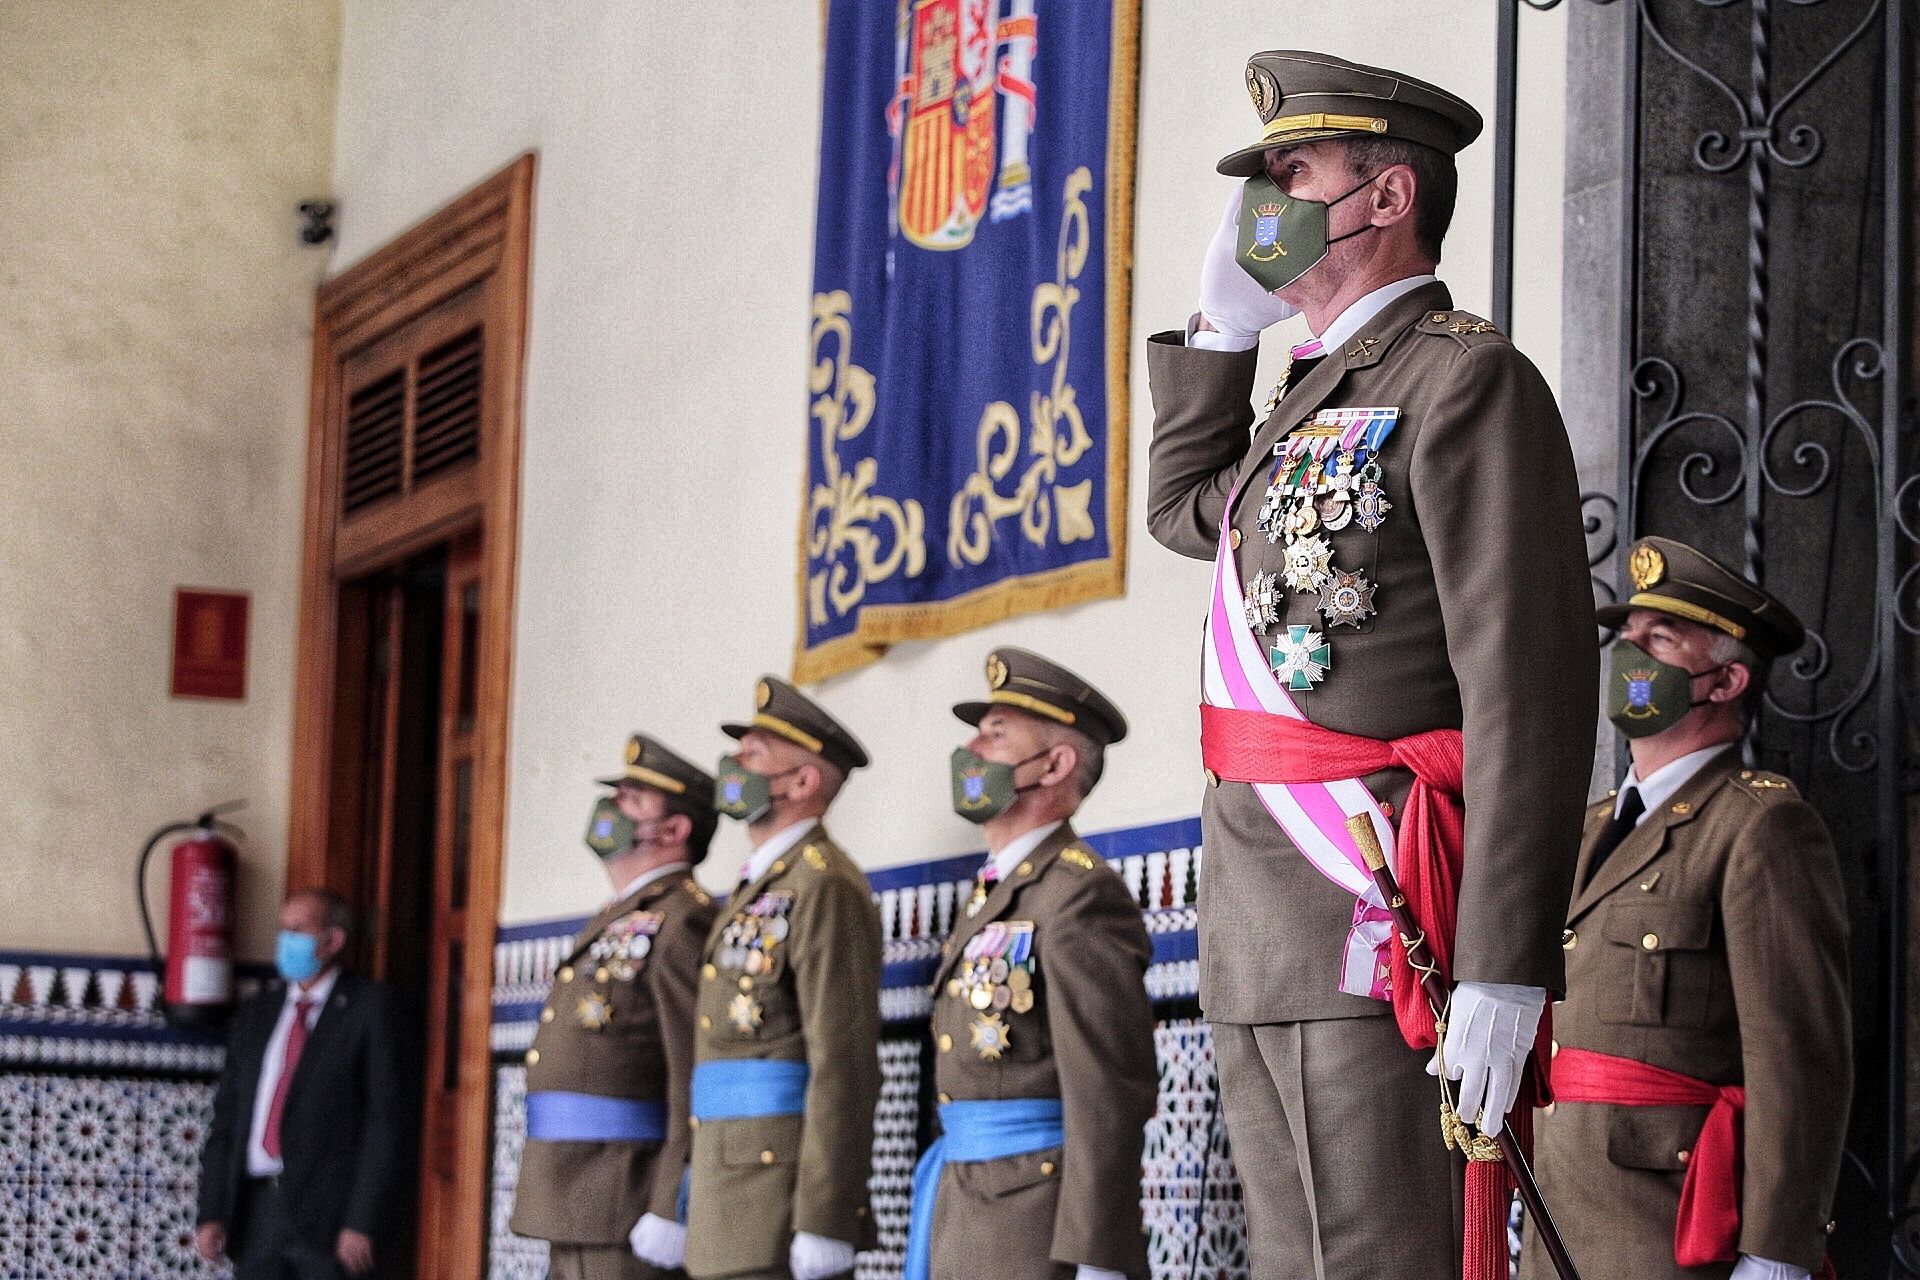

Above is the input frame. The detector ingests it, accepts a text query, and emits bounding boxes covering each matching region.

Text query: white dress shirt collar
[1309,273,1437,355]
[613,861,691,906]
[284,964,339,1009]
[1615,742,1736,823]
[989,820,1066,884]
[739,819,815,886]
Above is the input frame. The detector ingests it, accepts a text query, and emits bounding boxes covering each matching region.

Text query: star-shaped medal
[971,1011,1011,1060]
[1318,568,1378,627]
[1354,481,1393,533]
[576,994,613,1031]
[1270,625,1332,691]
[1282,535,1334,593]
[1243,570,1283,632]
[727,993,764,1034]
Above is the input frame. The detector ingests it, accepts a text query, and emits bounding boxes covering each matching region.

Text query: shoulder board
[803,844,830,872]
[1417,309,1506,345]
[682,878,713,906]
[1732,768,1799,800]
[1060,847,1098,871]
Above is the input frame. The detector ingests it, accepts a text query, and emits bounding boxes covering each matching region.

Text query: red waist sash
[1552,1046,1745,1267]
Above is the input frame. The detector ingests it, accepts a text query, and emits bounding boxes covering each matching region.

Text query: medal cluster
[718,891,793,1035]
[1245,407,1400,690]
[945,920,1036,1060]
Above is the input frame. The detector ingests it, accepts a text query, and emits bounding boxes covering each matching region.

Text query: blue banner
[795,0,1139,682]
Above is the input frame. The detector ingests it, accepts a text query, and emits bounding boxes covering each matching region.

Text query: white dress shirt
[1612,742,1734,823]
[245,966,339,1176]
[738,819,815,886]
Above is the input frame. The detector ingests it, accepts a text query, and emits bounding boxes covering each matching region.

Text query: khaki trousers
[1213,1015,1464,1280]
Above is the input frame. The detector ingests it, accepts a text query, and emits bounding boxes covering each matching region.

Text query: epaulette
[1060,847,1097,872]
[1732,768,1798,800]
[684,878,712,906]
[1417,308,1506,347]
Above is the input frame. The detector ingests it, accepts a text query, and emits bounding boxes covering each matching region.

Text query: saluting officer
[1523,537,1851,1280]
[904,647,1157,1280]
[1145,50,1597,1278]
[683,677,883,1280]
[510,734,721,1280]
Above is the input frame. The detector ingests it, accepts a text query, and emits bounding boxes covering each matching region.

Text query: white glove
[789,1231,856,1280]
[1425,980,1546,1137]
[1193,186,1299,351]
[1074,1267,1128,1280]
[628,1213,685,1268]
[1728,1256,1812,1280]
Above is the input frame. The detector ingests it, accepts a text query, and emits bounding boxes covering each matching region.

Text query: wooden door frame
[288,153,534,1280]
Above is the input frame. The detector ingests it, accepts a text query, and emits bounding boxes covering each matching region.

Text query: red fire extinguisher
[137,804,243,1029]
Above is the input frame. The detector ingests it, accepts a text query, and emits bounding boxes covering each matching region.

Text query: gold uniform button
[1040,1161,1056,1176]
[1431,313,1449,323]
[595,967,610,983]
[703,964,717,980]
[1016,861,1033,877]
[939,1033,954,1052]
[739,976,754,992]
[772,860,787,874]
[525,1049,539,1065]
[1205,768,1219,788]
[937,1092,952,1104]
[557,966,574,983]
[1642,933,1660,951]
[1560,929,1576,951]
[1677,1148,1691,1166]
[1671,801,1691,814]
[1740,770,1754,780]
[700,1015,712,1030]
[1229,528,1243,549]
[760,1150,776,1166]
[540,1008,555,1023]
[689,1116,699,1130]
[1542,1102,1556,1116]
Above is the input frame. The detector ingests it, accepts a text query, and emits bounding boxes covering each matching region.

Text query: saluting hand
[1194,186,1299,348]
[335,1228,375,1276]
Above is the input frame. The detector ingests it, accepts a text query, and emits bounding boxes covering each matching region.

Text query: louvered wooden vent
[341,327,484,516]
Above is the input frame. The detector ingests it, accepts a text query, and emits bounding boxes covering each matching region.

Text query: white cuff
[1727,1254,1811,1280]
[789,1230,856,1280]
[628,1213,685,1268]
[1073,1267,1129,1280]
[1186,312,1260,352]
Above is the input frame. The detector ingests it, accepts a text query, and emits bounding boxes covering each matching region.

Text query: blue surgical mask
[276,930,324,984]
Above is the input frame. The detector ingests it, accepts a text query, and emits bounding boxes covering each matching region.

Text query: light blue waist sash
[525,1091,666,1143]
[904,1099,1065,1280]
[689,1059,811,1120]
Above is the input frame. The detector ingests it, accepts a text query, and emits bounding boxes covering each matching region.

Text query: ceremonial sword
[1343,814,1583,1280]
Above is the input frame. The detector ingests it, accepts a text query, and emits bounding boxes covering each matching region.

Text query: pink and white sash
[1202,490,1399,1000]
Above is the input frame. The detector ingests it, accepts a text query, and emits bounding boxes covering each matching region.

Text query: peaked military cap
[596,733,717,808]
[952,646,1129,747]
[1596,536,1806,661]
[721,675,870,772]
[1218,49,1484,176]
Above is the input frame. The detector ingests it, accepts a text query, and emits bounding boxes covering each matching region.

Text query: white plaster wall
[0,2,341,958]
[328,1,1570,924]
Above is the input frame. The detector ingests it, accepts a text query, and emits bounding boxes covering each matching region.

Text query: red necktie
[262,997,313,1160]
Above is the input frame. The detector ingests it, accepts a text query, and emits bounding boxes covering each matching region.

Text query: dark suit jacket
[1145,282,1597,1022]
[196,969,405,1255]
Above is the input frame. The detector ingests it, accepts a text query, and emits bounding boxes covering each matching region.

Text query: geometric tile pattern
[0,1073,228,1280]
[487,1063,546,1280]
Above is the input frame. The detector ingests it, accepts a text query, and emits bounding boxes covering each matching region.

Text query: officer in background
[510,735,720,1280]
[1145,49,1596,1279]
[1524,537,1851,1280]
[903,647,1157,1280]
[683,677,883,1280]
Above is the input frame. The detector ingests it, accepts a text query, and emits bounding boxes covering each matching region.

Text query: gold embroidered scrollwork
[806,290,926,625]
[947,166,1098,567]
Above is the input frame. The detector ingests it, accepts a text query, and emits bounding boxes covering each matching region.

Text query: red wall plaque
[170,589,249,700]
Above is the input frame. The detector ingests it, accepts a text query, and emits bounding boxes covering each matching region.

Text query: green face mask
[949,747,1049,824]
[715,755,801,823]
[1606,639,1728,739]
[1236,170,1382,292]
[584,796,638,860]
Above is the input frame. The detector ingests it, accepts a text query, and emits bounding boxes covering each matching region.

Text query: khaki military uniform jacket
[1523,749,1850,1277]
[685,825,882,1278]
[511,870,718,1244]
[926,823,1156,1280]
[1145,280,1597,1022]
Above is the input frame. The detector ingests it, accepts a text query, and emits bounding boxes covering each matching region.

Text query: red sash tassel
[1199,702,1550,1280]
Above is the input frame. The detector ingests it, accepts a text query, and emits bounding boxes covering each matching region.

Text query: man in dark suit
[196,888,405,1279]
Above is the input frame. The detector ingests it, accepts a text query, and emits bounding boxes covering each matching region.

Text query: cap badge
[625,736,643,765]
[1630,543,1666,591]
[1246,65,1279,120]
[755,679,772,709]
[986,654,1009,689]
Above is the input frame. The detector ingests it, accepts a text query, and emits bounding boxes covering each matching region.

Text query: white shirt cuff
[1185,312,1260,352]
